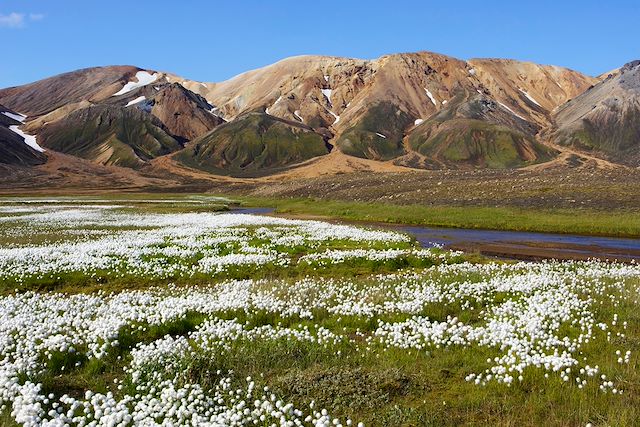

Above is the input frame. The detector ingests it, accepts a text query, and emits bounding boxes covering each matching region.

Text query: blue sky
[1,0,638,88]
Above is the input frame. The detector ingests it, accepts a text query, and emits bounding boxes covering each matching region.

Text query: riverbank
[233,196,640,239]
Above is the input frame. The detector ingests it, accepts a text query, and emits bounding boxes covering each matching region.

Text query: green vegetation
[236,196,640,237]
[177,112,330,177]
[409,119,555,168]
[2,197,639,426]
[556,107,640,166]
[39,104,181,168]
[336,101,412,160]
[15,275,640,426]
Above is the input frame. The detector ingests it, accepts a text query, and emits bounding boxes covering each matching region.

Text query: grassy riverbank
[235,196,640,238]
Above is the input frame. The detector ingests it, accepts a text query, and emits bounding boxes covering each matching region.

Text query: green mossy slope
[177,112,330,177]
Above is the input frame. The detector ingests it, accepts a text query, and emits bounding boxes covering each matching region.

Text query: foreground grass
[2,196,639,425]
[15,275,639,427]
[234,196,640,238]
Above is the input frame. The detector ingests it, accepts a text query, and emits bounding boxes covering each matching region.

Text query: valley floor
[4,158,640,237]
[0,198,639,426]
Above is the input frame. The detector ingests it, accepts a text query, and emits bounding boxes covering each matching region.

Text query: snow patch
[2,111,26,123]
[9,125,45,152]
[329,110,340,125]
[294,110,304,122]
[442,100,448,105]
[209,107,227,122]
[414,119,424,126]
[498,102,526,121]
[519,88,541,107]
[125,96,146,107]
[468,68,476,76]
[424,88,437,106]
[375,132,387,139]
[112,71,159,96]
[321,88,333,105]
[265,96,283,115]
[324,75,329,82]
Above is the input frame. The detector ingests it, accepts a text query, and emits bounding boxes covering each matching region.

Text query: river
[233,207,640,262]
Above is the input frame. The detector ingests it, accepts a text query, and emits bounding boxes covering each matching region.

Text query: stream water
[233,207,640,262]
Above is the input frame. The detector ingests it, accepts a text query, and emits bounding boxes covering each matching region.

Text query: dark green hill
[407,118,554,169]
[336,102,413,160]
[176,112,330,177]
[38,105,181,168]
[404,94,554,168]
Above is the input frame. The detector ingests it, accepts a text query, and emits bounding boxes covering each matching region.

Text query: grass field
[235,196,640,238]
[0,197,638,426]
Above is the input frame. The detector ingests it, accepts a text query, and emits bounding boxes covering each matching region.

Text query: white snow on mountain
[519,88,542,107]
[424,88,437,105]
[375,132,387,139]
[8,125,45,152]
[321,88,333,105]
[112,71,159,97]
[498,102,527,121]
[265,96,283,115]
[209,107,227,122]
[2,111,26,123]
[125,96,146,107]
[414,119,424,126]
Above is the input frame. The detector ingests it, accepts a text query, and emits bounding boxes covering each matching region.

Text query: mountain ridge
[0,50,637,180]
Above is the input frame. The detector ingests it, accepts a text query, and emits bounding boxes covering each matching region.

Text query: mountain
[176,112,330,177]
[2,51,637,180]
[37,105,181,168]
[0,68,225,168]
[403,94,556,169]
[0,66,142,117]
[104,82,225,143]
[174,52,595,169]
[552,60,640,166]
[0,104,47,166]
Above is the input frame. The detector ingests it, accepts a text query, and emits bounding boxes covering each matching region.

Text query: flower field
[0,200,638,426]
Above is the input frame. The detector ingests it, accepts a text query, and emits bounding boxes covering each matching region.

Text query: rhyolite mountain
[0,51,637,178]
[552,60,640,166]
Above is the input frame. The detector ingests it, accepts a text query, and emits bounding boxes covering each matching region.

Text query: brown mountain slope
[0,66,144,117]
[469,59,598,126]
[0,51,616,176]
[106,83,225,142]
[187,53,595,131]
[552,60,640,166]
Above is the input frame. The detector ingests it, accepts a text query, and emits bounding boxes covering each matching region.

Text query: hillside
[176,112,330,177]
[0,104,47,166]
[553,60,640,166]
[0,51,637,179]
